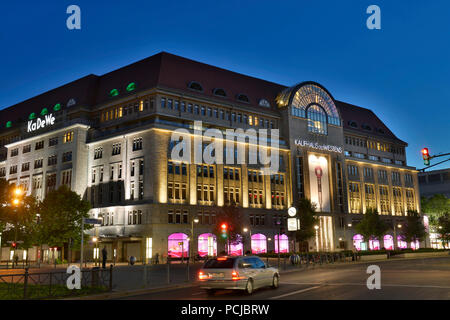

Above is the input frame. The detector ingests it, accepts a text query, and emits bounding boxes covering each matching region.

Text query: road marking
[269,286,321,299]
[280,282,450,289]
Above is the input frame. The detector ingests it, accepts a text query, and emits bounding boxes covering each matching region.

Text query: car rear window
[203,258,236,269]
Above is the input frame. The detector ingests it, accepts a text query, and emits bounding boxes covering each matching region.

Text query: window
[0,168,5,177]
[112,143,121,156]
[9,165,18,174]
[379,186,390,215]
[348,165,358,176]
[63,132,74,143]
[34,159,43,169]
[10,148,19,157]
[128,210,143,225]
[49,137,58,147]
[307,105,327,135]
[133,138,143,151]
[349,182,361,213]
[236,94,249,103]
[61,170,72,186]
[35,141,44,150]
[365,184,376,211]
[213,88,227,97]
[21,162,30,172]
[378,170,388,181]
[62,151,72,163]
[46,173,57,195]
[406,189,415,211]
[23,145,31,154]
[48,155,57,166]
[94,148,103,159]
[393,187,403,215]
[363,167,373,178]
[188,81,203,92]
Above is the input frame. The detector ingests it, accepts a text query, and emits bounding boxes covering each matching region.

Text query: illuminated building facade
[0,52,422,262]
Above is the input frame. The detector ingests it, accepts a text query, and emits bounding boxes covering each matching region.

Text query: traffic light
[12,242,16,248]
[422,148,430,166]
[220,223,228,239]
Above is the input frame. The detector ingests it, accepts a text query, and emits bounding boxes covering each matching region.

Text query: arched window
[236,94,249,103]
[188,81,203,92]
[168,233,189,258]
[258,99,271,108]
[397,235,407,249]
[228,235,243,256]
[353,234,364,251]
[369,237,380,251]
[198,233,217,257]
[383,235,394,250]
[307,104,327,135]
[213,88,227,97]
[251,234,267,254]
[274,234,289,253]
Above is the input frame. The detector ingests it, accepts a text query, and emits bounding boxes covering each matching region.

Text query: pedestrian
[101,246,107,269]
[155,252,159,264]
[352,245,357,261]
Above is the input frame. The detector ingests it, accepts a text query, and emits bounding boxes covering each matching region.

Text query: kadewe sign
[27,114,56,133]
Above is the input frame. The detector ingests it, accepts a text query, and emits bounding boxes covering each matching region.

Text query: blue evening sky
[0,1,449,170]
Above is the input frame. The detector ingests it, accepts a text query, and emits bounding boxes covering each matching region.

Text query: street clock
[288,207,297,217]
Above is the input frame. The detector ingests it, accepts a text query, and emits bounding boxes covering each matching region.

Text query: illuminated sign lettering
[27,114,56,133]
[295,139,343,153]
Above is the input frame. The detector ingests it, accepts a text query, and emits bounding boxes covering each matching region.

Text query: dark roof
[0,52,406,145]
[336,100,407,145]
[0,75,99,126]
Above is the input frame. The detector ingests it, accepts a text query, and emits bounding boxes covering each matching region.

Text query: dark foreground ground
[117,257,450,300]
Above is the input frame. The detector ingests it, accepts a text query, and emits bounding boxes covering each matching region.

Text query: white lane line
[269,286,321,299]
[280,282,450,289]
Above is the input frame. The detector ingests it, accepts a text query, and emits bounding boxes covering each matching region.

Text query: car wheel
[245,279,254,295]
[205,289,216,296]
[272,275,279,289]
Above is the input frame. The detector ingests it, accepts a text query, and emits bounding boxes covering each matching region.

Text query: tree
[421,194,450,227]
[354,208,388,247]
[0,179,39,253]
[401,210,427,244]
[213,202,245,254]
[293,198,317,251]
[36,186,91,262]
[436,214,450,248]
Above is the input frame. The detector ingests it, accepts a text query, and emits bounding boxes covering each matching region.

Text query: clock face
[288,207,297,217]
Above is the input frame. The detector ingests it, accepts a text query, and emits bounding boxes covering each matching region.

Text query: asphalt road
[117,257,450,300]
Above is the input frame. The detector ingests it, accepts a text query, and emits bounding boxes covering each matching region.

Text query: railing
[0,266,113,300]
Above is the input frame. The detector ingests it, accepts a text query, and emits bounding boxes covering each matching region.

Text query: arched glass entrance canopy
[276,82,342,131]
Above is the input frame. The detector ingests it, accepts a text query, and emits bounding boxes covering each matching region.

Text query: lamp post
[243,228,252,255]
[393,223,402,250]
[314,225,319,252]
[93,236,98,266]
[11,187,23,267]
[190,218,199,262]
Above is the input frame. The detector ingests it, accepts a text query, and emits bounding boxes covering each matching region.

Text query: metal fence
[0,266,113,300]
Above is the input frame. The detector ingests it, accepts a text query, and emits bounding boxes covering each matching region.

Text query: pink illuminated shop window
[397,236,407,249]
[383,235,394,250]
[353,234,364,251]
[274,234,289,253]
[168,233,189,258]
[251,234,267,254]
[369,238,380,251]
[198,233,217,257]
[411,240,420,250]
[228,235,243,256]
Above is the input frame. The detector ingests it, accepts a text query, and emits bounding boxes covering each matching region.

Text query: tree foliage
[36,186,91,248]
[213,202,245,247]
[401,210,427,243]
[421,194,450,226]
[0,179,39,249]
[294,198,317,242]
[436,213,450,247]
[354,208,388,241]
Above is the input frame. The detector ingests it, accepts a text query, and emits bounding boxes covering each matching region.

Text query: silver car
[198,256,280,295]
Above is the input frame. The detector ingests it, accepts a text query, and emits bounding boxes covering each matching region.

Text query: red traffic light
[12,242,16,248]
[221,223,228,230]
[421,148,429,156]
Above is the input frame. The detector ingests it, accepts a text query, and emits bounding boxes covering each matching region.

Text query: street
[117,257,450,300]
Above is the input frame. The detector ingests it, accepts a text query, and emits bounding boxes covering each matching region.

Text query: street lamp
[314,225,319,252]
[243,228,252,254]
[92,236,98,266]
[190,217,199,262]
